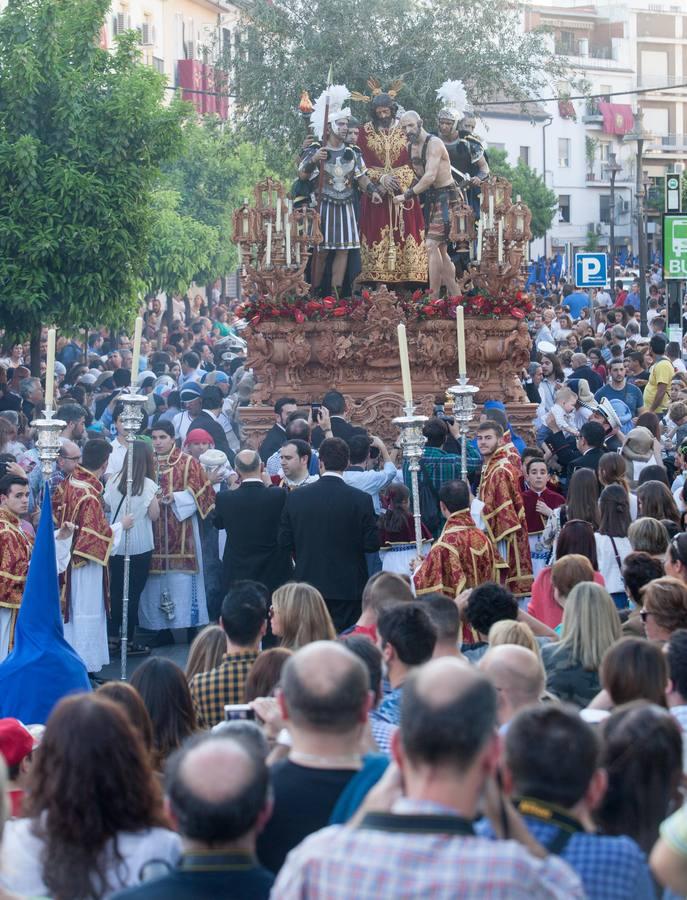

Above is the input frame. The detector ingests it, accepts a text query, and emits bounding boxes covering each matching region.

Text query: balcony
[646,134,687,152]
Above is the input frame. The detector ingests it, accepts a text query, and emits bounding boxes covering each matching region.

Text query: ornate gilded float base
[244,286,536,444]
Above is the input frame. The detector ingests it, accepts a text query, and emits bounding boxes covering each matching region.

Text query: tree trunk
[30,327,41,377]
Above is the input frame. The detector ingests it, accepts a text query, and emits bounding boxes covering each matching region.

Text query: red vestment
[478,447,533,597]
[151,448,215,575]
[53,465,113,621]
[522,488,565,536]
[0,508,33,651]
[356,123,427,283]
[414,509,500,598]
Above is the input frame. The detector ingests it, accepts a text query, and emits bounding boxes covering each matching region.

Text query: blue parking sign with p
[575,252,607,287]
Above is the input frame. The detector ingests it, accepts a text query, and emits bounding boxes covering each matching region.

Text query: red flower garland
[236,289,534,326]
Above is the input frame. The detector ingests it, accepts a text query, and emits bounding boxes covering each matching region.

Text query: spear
[311,65,333,289]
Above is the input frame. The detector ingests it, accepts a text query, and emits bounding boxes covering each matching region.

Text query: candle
[524,240,529,264]
[266,222,272,266]
[498,221,504,263]
[397,323,413,408]
[488,195,494,229]
[130,315,143,381]
[476,217,483,262]
[44,327,56,412]
[285,200,292,266]
[456,306,467,377]
[296,242,301,265]
[276,198,282,233]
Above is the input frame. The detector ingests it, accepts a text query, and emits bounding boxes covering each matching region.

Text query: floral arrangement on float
[236,289,534,326]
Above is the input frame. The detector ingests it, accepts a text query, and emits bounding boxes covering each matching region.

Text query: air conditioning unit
[140,23,155,46]
[112,12,131,36]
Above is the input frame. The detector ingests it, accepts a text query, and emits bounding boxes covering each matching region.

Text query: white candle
[525,240,529,264]
[285,215,292,267]
[488,195,494,229]
[498,221,504,263]
[476,217,483,262]
[44,328,56,411]
[397,323,413,408]
[266,222,272,266]
[456,306,467,377]
[296,242,301,265]
[276,199,282,233]
[131,315,143,381]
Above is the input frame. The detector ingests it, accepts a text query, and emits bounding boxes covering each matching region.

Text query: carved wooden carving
[244,285,536,444]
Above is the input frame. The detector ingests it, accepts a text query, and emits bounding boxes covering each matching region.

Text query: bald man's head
[235,449,261,476]
[399,110,424,143]
[480,645,545,725]
[401,657,496,771]
[166,735,269,843]
[280,641,369,735]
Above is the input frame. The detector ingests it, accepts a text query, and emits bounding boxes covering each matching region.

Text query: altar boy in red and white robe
[53,439,131,673]
[476,420,533,598]
[521,457,565,578]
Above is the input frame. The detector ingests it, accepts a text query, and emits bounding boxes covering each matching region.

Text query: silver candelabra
[118,393,147,681]
[447,377,480,482]
[32,407,66,482]
[392,403,428,561]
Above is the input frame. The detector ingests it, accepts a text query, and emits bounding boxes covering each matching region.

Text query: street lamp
[624,109,653,336]
[605,151,622,296]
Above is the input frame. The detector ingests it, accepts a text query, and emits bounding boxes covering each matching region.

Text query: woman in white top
[597,451,639,520]
[104,441,159,655]
[595,484,632,611]
[0,694,181,899]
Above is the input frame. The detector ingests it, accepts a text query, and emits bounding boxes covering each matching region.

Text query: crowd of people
[4,272,687,897]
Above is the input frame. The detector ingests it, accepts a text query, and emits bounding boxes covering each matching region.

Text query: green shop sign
[664,214,687,280]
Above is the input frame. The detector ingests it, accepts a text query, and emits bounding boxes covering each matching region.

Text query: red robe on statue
[478,447,533,597]
[356,123,427,283]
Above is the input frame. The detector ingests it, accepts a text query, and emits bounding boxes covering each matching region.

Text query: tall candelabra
[392,403,428,561]
[118,393,147,681]
[447,378,480,482]
[32,408,66,483]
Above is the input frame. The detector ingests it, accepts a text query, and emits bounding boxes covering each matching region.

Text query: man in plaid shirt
[272,659,583,898]
[189,581,267,728]
[479,704,655,899]
[403,417,480,539]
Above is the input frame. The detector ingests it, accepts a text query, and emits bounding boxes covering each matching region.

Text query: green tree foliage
[232,0,566,165]
[488,148,557,239]
[144,190,221,296]
[157,118,278,280]
[0,0,187,359]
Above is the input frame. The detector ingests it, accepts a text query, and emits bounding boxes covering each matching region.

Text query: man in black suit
[259,396,298,463]
[279,437,380,631]
[568,421,606,475]
[188,385,234,462]
[311,390,360,449]
[214,449,292,595]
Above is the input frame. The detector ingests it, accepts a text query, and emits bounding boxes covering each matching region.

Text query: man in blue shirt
[624,282,641,311]
[594,359,645,421]
[565,286,590,320]
[479,704,654,900]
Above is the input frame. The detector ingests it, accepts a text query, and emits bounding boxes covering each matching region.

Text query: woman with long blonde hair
[185,624,228,681]
[270,582,336,650]
[541,582,621,708]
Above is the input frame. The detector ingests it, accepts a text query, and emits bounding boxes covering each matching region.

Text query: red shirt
[529,566,606,629]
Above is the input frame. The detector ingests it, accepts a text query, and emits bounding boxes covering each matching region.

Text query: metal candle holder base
[32,408,67,481]
[447,377,480,482]
[118,393,147,681]
[393,405,429,560]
